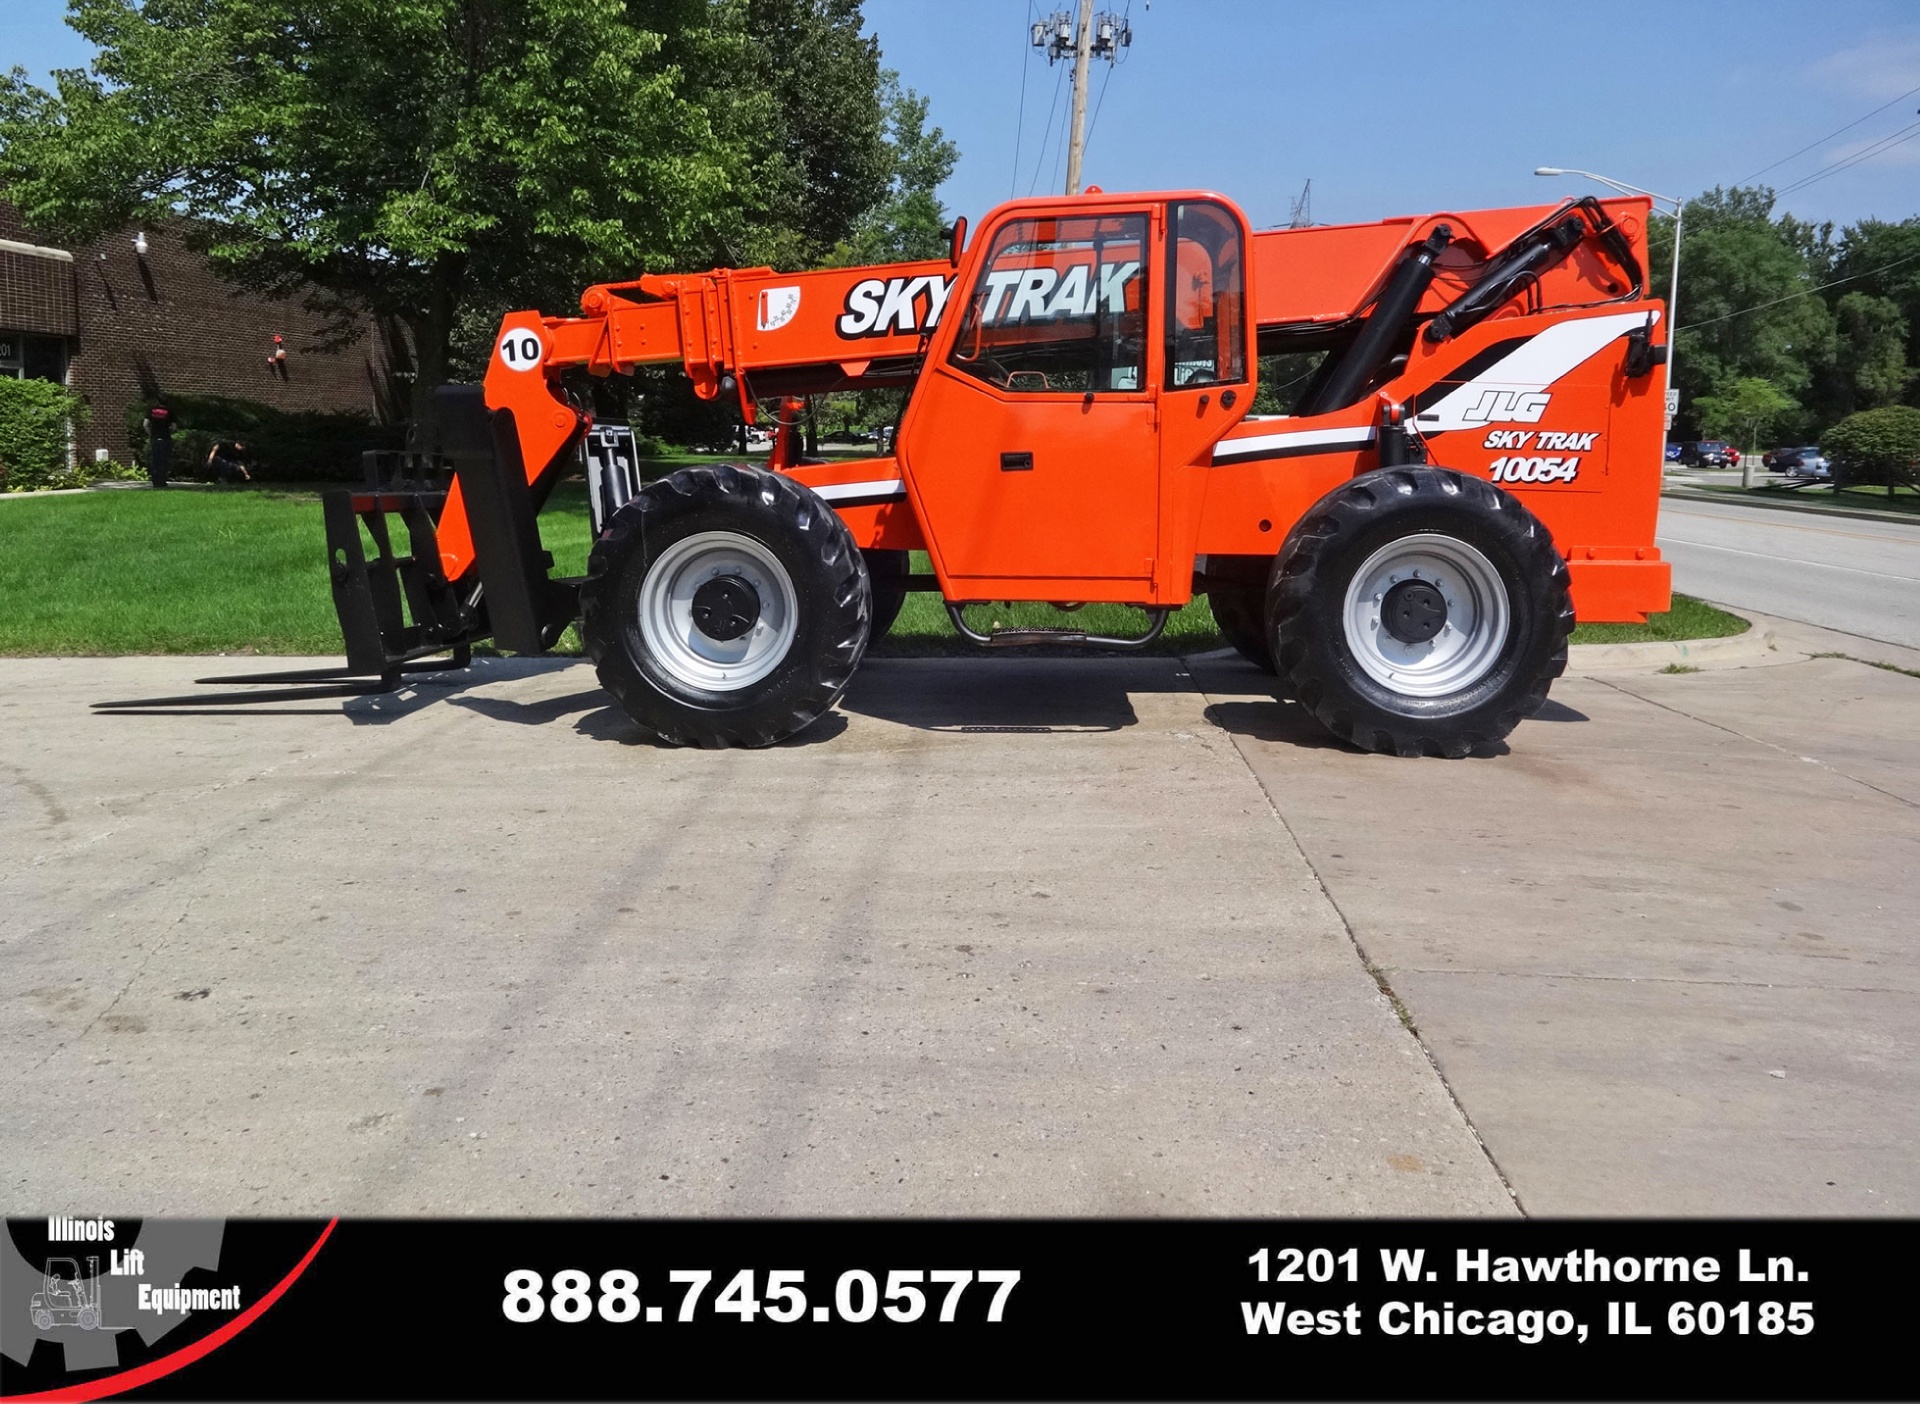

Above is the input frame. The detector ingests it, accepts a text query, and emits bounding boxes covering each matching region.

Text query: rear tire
[1268,467,1572,758]
[581,464,871,748]
[1207,580,1275,673]
[863,548,910,640]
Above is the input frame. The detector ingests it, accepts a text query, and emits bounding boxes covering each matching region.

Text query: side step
[943,604,1171,651]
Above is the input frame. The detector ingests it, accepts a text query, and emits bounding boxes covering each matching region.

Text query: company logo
[973,261,1140,327]
[1461,389,1552,424]
[835,260,1142,340]
[837,274,954,338]
[756,286,801,332]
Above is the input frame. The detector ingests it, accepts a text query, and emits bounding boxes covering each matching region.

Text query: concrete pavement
[1657,494,1920,648]
[0,656,1507,1217]
[1190,632,1920,1216]
[4,631,1915,1218]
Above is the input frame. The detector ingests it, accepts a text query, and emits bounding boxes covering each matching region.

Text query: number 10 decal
[498,328,545,372]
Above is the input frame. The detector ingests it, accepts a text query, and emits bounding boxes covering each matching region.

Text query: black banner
[1,1219,1909,1400]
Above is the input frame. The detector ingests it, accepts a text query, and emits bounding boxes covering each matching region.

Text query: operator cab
[897,192,1256,605]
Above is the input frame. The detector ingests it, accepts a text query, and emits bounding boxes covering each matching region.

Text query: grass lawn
[0,482,1739,656]
[1691,481,1920,517]
[1566,593,1747,645]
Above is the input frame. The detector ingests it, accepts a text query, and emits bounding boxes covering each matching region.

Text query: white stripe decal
[1417,310,1657,431]
[1211,427,1375,463]
[810,478,906,503]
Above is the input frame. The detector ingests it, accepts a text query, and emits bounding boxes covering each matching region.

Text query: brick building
[0,203,404,467]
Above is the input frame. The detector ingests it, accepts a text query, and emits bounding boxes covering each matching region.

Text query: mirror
[948,216,968,268]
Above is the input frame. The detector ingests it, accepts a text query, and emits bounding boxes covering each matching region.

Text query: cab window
[1165,201,1247,388]
[948,213,1149,394]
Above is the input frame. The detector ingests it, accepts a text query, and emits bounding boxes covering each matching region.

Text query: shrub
[1825,405,1920,490]
[125,393,405,482]
[0,378,90,491]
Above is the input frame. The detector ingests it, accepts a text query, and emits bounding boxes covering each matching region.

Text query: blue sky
[5,1,1917,231]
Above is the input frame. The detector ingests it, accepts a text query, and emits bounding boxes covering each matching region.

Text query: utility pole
[1034,4,1131,195]
[1065,0,1095,195]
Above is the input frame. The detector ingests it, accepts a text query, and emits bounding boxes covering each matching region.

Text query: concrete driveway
[2,630,1914,1217]
[1,655,1505,1217]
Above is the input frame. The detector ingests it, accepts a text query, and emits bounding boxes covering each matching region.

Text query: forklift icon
[29,1257,104,1332]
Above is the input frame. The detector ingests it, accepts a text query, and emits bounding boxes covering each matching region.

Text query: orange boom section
[443,257,954,580]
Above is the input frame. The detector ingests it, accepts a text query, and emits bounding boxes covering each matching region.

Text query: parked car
[1774,446,1830,478]
[1679,440,1737,467]
[1664,442,1684,462]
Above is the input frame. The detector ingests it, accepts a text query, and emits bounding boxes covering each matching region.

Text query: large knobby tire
[1207,580,1276,673]
[580,464,872,748]
[862,548,911,641]
[1268,467,1573,758]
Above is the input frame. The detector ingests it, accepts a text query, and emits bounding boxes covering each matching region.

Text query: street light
[1536,167,1686,472]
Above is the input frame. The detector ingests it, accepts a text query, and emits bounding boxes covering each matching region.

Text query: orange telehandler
[106,187,1672,756]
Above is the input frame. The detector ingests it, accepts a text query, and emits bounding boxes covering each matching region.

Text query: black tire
[1207,581,1276,673]
[580,464,871,748]
[863,548,911,640]
[1268,466,1573,758]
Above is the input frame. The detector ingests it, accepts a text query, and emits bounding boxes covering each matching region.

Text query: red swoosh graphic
[3,1219,338,1403]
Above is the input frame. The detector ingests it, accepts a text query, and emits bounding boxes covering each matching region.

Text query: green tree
[0,0,912,427]
[1829,218,1920,380]
[1649,187,1832,438]
[1831,291,1912,412]
[1694,376,1797,461]
[836,70,959,265]
[1824,404,1920,493]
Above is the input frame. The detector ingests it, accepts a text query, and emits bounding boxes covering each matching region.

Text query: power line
[1773,119,1920,199]
[1677,246,1920,331]
[1734,82,1920,187]
[1027,59,1066,196]
[1081,55,1114,163]
[1011,0,1037,198]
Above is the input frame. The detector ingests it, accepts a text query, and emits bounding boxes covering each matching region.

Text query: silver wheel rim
[1341,532,1510,697]
[637,531,798,692]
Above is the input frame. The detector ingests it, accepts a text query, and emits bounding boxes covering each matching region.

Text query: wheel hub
[1380,579,1447,644]
[690,574,761,642]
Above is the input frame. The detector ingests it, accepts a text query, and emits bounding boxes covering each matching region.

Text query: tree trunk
[403,254,468,443]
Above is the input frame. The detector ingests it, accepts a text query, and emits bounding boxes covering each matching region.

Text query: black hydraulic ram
[1424,196,1644,346]
[1298,223,1453,415]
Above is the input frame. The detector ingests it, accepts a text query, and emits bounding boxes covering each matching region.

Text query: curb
[1565,623,1773,673]
[1661,487,1919,527]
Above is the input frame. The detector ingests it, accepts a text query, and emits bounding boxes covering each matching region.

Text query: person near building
[205,439,253,483]
[146,405,173,488]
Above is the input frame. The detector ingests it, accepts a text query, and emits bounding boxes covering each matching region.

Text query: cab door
[899,207,1161,600]
[1157,200,1254,584]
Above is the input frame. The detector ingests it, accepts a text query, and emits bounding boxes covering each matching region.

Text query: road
[1657,495,1920,648]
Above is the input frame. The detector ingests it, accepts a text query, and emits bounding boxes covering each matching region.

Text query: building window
[0,331,67,382]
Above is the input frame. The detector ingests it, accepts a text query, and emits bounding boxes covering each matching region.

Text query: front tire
[1268,467,1573,757]
[581,464,871,748]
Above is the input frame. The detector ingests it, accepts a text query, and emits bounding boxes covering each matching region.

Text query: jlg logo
[1461,389,1552,424]
[838,274,955,338]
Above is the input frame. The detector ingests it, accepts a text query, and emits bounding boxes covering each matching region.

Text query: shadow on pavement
[839,658,1144,734]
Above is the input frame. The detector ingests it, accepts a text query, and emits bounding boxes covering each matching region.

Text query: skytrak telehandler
[105,187,1672,756]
